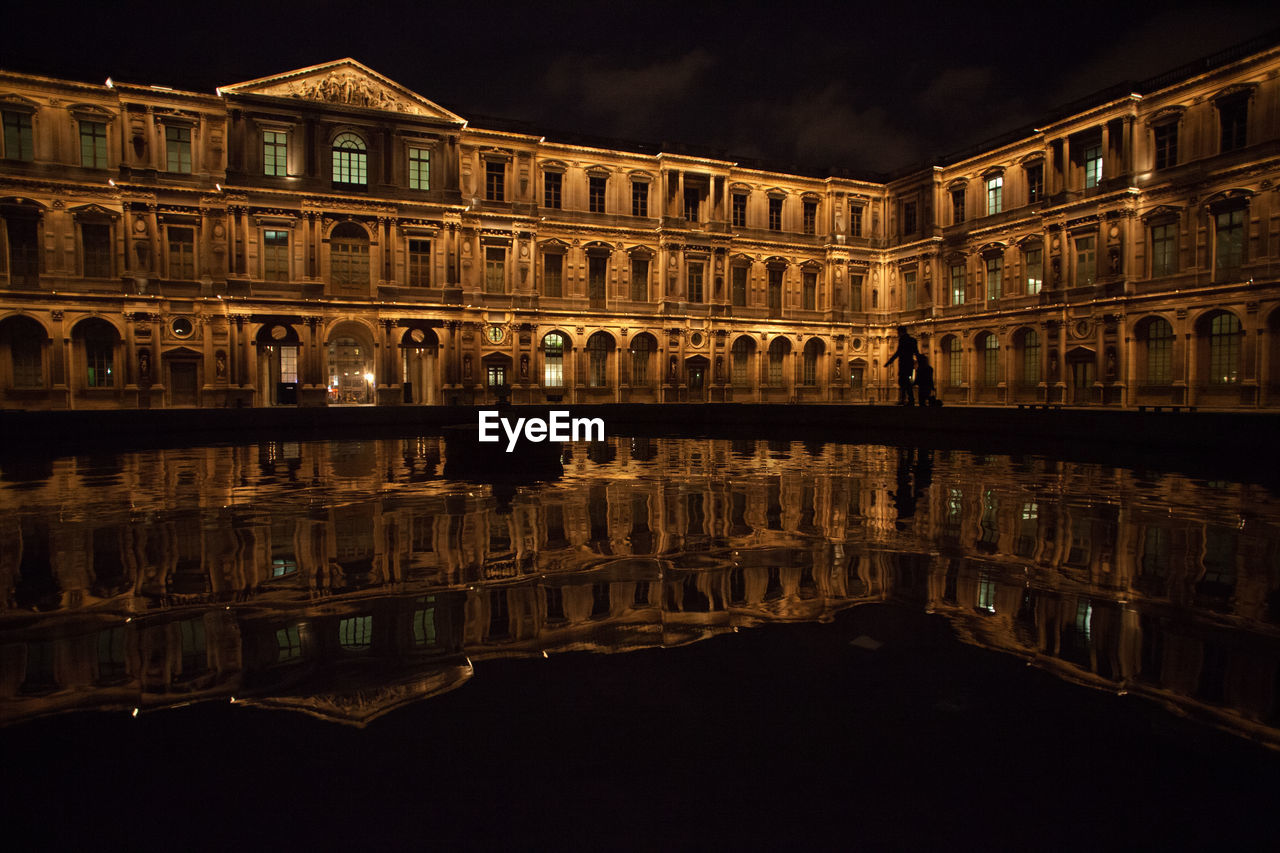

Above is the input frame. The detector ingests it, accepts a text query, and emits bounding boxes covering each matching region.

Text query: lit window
[279,346,298,383]
[985,255,1002,301]
[263,230,288,281]
[1074,235,1096,286]
[263,130,287,176]
[331,132,367,186]
[630,257,648,301]
[168,227,195,280]
[485,246,505,293]
[82,223,112,278]
[687,261,704,303]
[732,193,747,228]
[485,160,504,201]
[80,121,108,168]
[1214,208,1244,276]
[408,238,430,286]
[544,172,562,209]
[1151,223,1177,276]
[338,615,372,651]
[589,176,606,213]
[1026,164,1043,203]
[950,263,965,306]
[166,125,192,174]
[408,146,430,190]
[986,176,1002,215]
[631,180,647,217]
[2,112,34,161]
[1145,318,1173,384]
[1208,312,1241,385]
[543,332,566,387]
[1154,123,1178,170]
[543,253,562,297]
[1083,142,1102,189]
[731,266,747,307]
[768,197,783,231]
[1025,248,1042,295]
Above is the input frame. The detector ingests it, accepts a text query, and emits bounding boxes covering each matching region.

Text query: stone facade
[1,47,1279,410]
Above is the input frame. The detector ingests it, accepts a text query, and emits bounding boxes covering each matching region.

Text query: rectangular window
[948,342,962,387]
[1219,97,1248,152]
[485,160,505,201]
[631,181,647,217]
[12,332,42,387]
[732,193,747,228]
[1083,142,1102,189]
[950,263,965,306]
[684,188,700,222]
[951,188,965,224]
[165,125,192,174]
[1023,336,1041,385]
[1215,209,1244,275]
[802,201,817,235]
[1154,124,1178,170]
[1075,235,1096,286]
[82,223,112,278]
[986,176,1003,214]
[849,273,863,311]
[1147,326,1172,384]
[803,271,817,310]
[1150,223,1177,277]
[731,266,747,307]
[901,200,917,235]
[768,350,783,386]
[985,256,1002,301]
[2,112,34,161]
[544,172,562,209]
[263,130,287,177]
[262,229,289,281]
[408,238,431,286]
[849,203,863,237]
[767,268,782,312]
[588,255,607,304]
[1026,164,1043,203]
[903,270,916,309]
[1025,248,1043,295]
[543,253,562,297]
[630,257,648,301]
[80,121,108,169]
[86,339,113,388]
[279,346,298,383]
[168,227,195,279]
[408,146,430,190]
[687,261,704,303]
[484,246,505,293]
[589,176,606,213]
[768,197,783,231]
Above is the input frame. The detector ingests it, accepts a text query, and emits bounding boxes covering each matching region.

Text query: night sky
[8,0,1280,177]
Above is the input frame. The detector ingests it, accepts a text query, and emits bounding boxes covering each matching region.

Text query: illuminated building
[1,38,1279,409]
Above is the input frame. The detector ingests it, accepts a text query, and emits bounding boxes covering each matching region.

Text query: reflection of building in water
[2,437,1280,738]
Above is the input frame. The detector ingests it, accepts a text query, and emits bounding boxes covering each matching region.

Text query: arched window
[980,334,999,386]
[1144,317,1174,384]
[731,337,753,386]
[802,339,823,385]
[629,333,654,385]
[768,338,789,386]
[330,222,370,292]
[543,332,567,387]
[945,337,963,387]
[76,318,118,388]
[586,332,612,387]
[0,315,44,388]
[1208,312,1241,384]
[1020,329,1040,385]
[332,132,367,187]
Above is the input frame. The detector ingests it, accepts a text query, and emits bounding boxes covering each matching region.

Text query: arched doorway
[326,322,376,405]
[401,326,439,404]
[0,314,47,397]
[162,347,202,407]
[329,222,371,297]
[685,355,709,401]
[256,323,300,405]
[1066,347,1097,404]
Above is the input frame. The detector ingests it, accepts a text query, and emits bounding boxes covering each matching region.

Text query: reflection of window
[338,615,372,651]
[413,598,437,647]
[1145,318,1173,383]
[977,570,997,612]
[543,253,562,297]
[408,146,430,190]
[263,130,286,176]
[332,133,367,186]
[276,627,302,661]
[80,121,108,168]
[1208,312,1241,385]
[980,493,999,545]
[166,126,192,173]
[543,332,566,387]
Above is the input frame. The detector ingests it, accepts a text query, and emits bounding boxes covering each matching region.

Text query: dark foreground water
[3,435,1280,847]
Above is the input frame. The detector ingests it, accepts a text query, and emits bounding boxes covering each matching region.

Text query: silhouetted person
[891,446,917,523]
[885,325,919,405]
[915,353,936,407]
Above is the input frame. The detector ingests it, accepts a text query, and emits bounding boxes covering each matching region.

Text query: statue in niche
[714,356,723,382]
[668,355,678,381]
[1105,347,1117,379]
[1109,247,1121,275]
[835,358,842,381]
[1049,352,1059,380]
[138,350,151,383]
[463,353,473,382]
[215,350,227,379]
[520,354,529,380]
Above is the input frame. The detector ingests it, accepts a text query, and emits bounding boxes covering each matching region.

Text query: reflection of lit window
[276,626,302,661]
[339,615,372,651]
[1074,601,1092,640]
[980,490,999,544]
[413,597,437,647]
[271,557,296,578]
[977,571,997,613]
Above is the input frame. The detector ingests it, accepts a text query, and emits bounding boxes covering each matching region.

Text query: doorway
[1067,349,1096,404]
[170,362,198,406]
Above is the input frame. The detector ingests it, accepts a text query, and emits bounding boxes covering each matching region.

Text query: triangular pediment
[218,59,464,123]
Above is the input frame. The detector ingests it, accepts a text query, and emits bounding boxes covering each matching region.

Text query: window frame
[331,131,368,188]
[484,159,506,202]
[165,123,193,174]
[2,110,35,162]
[544,171,563,209]
[79,119,109,169]
[262,228,290,282]
[985,175,1003,215]
[407,145,431,191]
[262,129,288,177]
[407,237,431,287]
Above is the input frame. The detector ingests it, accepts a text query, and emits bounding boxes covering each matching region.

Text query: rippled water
[2,435,1279,742]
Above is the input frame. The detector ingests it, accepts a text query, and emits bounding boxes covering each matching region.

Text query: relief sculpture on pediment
[285,71,423,115]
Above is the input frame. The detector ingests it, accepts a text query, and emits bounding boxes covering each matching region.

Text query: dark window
[544,172,561,208]
[1219,96,1248,152]
[731,337,751,386]
[1145,318,1173,383]
[985,256,1002,301]
[803,271,817,310]
[485,160,505,201]
[767,267,782,311]
[330,223,370,291]
[687,261,704,302]
[408,238,430,286]
[951,188,965,224]
[1154,123,1178,170]
[684,188,700,222]
[1215,208,1244,276]
[4,216,39,284]
[849,203,863,237]
[166,125,192,174]
[2,112,34,161]
[630,257,648,301]
[902,199,917,235]
[631,181,647,217]
[1024,248,1042,295]
[1026,164,1043,203]
[850,273,863,311]
[630,334,652,384]
[82,223,111,278]
[587,332,610,387]
[83,322,115,388]
[80,121,108,169]
[485,246,505,293]
[802,200,817,235]
[1208,312,1241,384]
[263,229,288,281]
[950,263,965,305]
[543,253,562,297]
[588,254,607,304]
[1151,223,1177,277]
[168,227,195,280]
[732,193,747,228]
[768,197,783,231]
[731,266,747,307]
[903,270,916,309]
[589,176,606,213]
